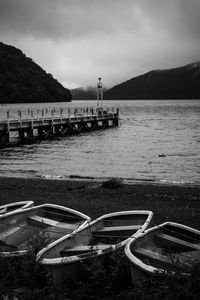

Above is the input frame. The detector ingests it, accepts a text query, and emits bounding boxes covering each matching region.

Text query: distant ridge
[104,62,200,100]
[71,86,97,100]
[0,42,72,103]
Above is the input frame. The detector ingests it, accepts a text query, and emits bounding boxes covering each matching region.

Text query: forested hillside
[0,42,71,103]
[71,87,96,100]
[104,62,200,100]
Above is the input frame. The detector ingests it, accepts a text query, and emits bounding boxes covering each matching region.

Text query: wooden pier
[0,107,119,147]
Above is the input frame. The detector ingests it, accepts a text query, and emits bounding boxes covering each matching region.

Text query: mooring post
[60,108,63,122]
[113,108,119,126]
[38,127,44,140]
[26,113,34,142]
[0,123,10,146]
[18,110,22,119]
[30,110,33,128]
[28,109,31,120]
[7,110,10,122]
[41,109,44,125]
[51,109,54,125]
[27,127,34,140]
[29,110,34,139]
[18,110,22,127]
[19,129,25,143]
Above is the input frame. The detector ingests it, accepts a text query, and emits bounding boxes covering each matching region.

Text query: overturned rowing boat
[0,203,90,257]
[125,221,200,284]
[37,210,153,285]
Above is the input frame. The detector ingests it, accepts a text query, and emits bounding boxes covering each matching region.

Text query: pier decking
[0,107,119,147]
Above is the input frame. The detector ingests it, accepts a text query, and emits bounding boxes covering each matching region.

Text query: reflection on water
[0,100,200,185]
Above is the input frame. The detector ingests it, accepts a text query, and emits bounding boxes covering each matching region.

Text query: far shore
[0,176,200,230]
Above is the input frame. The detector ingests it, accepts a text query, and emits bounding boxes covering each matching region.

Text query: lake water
[0,100,200,185]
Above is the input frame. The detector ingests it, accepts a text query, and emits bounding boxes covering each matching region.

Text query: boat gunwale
[0,203,91,257]
[124,221,200,276]
[0,203,91,221]
[0,201,34,215]
[36,210,153,265]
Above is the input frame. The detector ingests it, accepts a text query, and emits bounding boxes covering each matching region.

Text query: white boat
[125,222,200,284]
[37,210,153,285]
[0,201,34,215]
[0,203,90,257]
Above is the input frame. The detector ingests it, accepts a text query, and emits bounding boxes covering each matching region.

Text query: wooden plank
[56,222,77,229]
[135,248,173,264]
[28,215,57,227]
[157,233,200,251]
[28,215,77,229]
[46,226,75,241]
[60,244,113,256]
[1,227,39,249]
[95,225,141,233]
[135,247,193,268]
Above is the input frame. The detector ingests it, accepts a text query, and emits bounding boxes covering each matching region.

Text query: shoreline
[0,174,199,188]
[0,176,200,230]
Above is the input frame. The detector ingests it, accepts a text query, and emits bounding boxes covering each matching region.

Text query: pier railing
[0,106,118,122]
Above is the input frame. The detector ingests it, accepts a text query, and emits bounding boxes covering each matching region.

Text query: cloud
[1,0,200,41]
[0,0,139,39]
[0,0,200,88]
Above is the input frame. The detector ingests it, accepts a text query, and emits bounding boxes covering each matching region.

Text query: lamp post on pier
[97,77,103,109]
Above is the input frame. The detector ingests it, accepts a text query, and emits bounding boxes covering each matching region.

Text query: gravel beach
[0,177,200,230]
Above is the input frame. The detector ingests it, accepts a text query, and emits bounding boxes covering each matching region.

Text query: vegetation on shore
[1,242,200,299]
[0,42,72,104]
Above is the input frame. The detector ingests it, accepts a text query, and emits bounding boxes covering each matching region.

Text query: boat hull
[0,203,90,257]
[125,222,200,284]
[37,210,153,286]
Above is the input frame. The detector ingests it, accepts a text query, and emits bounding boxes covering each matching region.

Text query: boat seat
[94,225,141,234]
[0,207,7,214]
[1,227,39,248]
[156,233,200,251]
[60,244,114,256]
[135,247,193,268]
[135,248,175,265]
[27,215,78,230]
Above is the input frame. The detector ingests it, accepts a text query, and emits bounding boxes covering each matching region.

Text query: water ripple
[0,100,200,185]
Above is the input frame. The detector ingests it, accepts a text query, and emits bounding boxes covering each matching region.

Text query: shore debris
[158,153,166,157]
[101,178,124,189]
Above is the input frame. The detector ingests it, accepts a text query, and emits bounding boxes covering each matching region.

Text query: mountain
[0,42,71,103]
[104,62,200,100]
[71,86,97,100]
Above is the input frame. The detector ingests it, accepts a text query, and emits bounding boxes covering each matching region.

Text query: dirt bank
[0,177,200,229]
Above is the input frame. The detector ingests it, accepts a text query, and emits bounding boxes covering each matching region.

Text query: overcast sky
[0,0,200,89]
